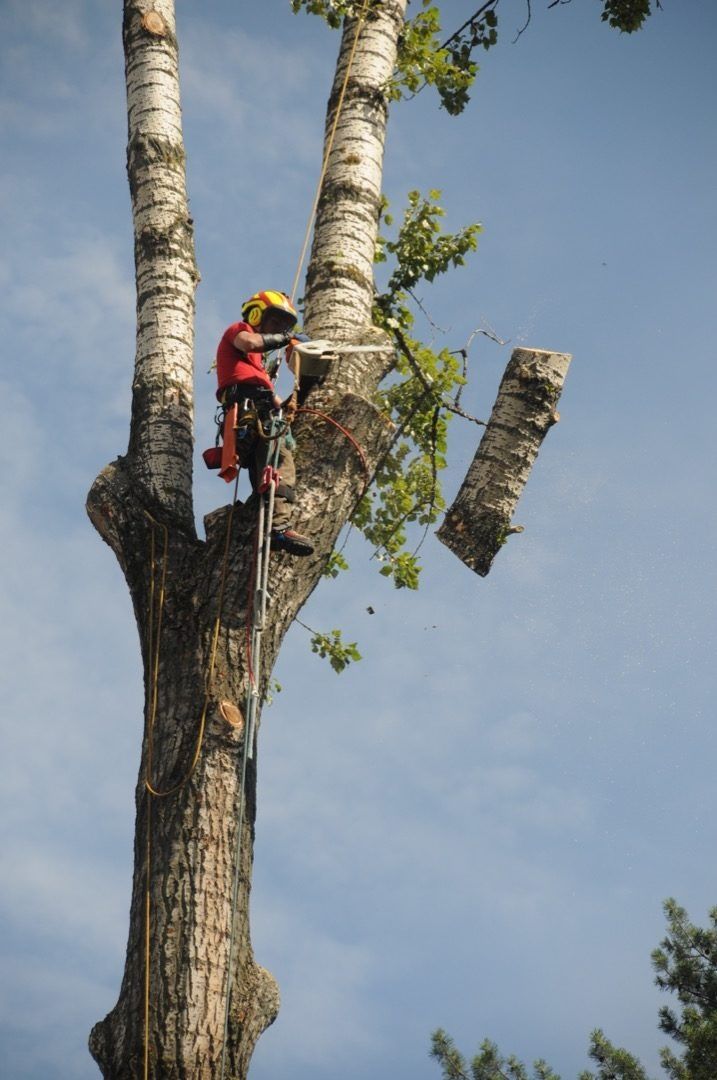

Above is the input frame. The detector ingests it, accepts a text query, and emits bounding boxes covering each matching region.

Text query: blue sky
[1,1,716,1077]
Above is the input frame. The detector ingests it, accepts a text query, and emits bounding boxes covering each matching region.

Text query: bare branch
[448,324,507,408]
[406,286,450,333]
[391,325,487,427]
[512,0,532,42]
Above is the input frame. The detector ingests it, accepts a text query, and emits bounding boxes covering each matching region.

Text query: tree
[87,2,407,1075]
[429,900,717,1080]
[86,1,658,1076]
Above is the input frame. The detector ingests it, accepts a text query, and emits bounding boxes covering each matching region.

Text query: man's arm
[232,329,294,353]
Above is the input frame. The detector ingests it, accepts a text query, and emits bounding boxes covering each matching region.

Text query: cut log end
[437,510,522,577]
[219,700,244,732]
[141,11,167,36]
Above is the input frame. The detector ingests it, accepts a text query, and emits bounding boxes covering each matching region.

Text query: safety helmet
[241,290,298,331]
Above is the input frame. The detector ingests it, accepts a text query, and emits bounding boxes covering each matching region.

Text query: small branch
[391,325,486,427]
[460,325,508,352]
[388,0,500,103]
[448,323,508,407]
[440,1,501,50]
[406,286,450,334]
[512,0,532,42]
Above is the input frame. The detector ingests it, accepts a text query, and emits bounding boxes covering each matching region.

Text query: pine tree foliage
[653,900,717,1080]
[432,901,717,1080]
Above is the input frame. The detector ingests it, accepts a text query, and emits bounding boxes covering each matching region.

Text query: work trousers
[249,434,296,531]
[221,385,297,531]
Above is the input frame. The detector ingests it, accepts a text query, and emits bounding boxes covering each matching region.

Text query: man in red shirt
[216,290,314,556]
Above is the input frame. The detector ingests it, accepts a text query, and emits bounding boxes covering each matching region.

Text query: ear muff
[246,305,262,326]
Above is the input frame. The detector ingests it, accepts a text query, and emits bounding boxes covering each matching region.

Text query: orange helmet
[241,290,298,330]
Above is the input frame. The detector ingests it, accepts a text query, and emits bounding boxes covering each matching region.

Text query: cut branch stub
[437,347,572,577]
[141,11,167,36]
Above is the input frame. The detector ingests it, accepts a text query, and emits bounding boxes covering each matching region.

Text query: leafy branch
[296,619,362,673]
[289,0,379,30]
[293,0,663,110]
[391,2,498,115]
[600,0,662,33]
[346,188,484,589]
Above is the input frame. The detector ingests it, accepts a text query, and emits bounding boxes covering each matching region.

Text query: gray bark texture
[86,2,404,1077]
[437,348,572,576]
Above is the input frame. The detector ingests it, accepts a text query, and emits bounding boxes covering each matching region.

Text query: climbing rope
[219,415,283,1080]
[290,0,371,305]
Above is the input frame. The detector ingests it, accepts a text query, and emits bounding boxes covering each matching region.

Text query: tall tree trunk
[87,2,404,1077]
[304,0,407,344]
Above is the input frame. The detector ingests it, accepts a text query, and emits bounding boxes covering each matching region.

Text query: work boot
[270,528,314,556]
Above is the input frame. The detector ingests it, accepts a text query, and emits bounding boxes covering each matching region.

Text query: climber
[215,289,314,556]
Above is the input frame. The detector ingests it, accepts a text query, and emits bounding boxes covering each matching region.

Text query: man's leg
[271,440,295,532]
[252,433,313,556]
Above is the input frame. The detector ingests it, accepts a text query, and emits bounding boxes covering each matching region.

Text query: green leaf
[323,550,350,578]
[391,4,494,115]
[309,628,362,674]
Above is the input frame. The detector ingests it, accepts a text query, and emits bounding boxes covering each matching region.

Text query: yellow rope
[143,795,152,1080]
[289,0,371,305]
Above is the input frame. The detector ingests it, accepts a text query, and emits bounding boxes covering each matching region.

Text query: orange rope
[297,406,370,489]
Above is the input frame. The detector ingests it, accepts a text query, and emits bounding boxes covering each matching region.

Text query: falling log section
[437,347,572,577]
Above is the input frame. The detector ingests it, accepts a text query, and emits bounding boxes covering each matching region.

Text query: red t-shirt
[216,321,273,399]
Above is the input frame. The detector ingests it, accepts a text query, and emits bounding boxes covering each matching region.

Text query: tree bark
[122,0,198,528]
[437,348,572,576]
[303,0,407,342]
[87,3,404,1077]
